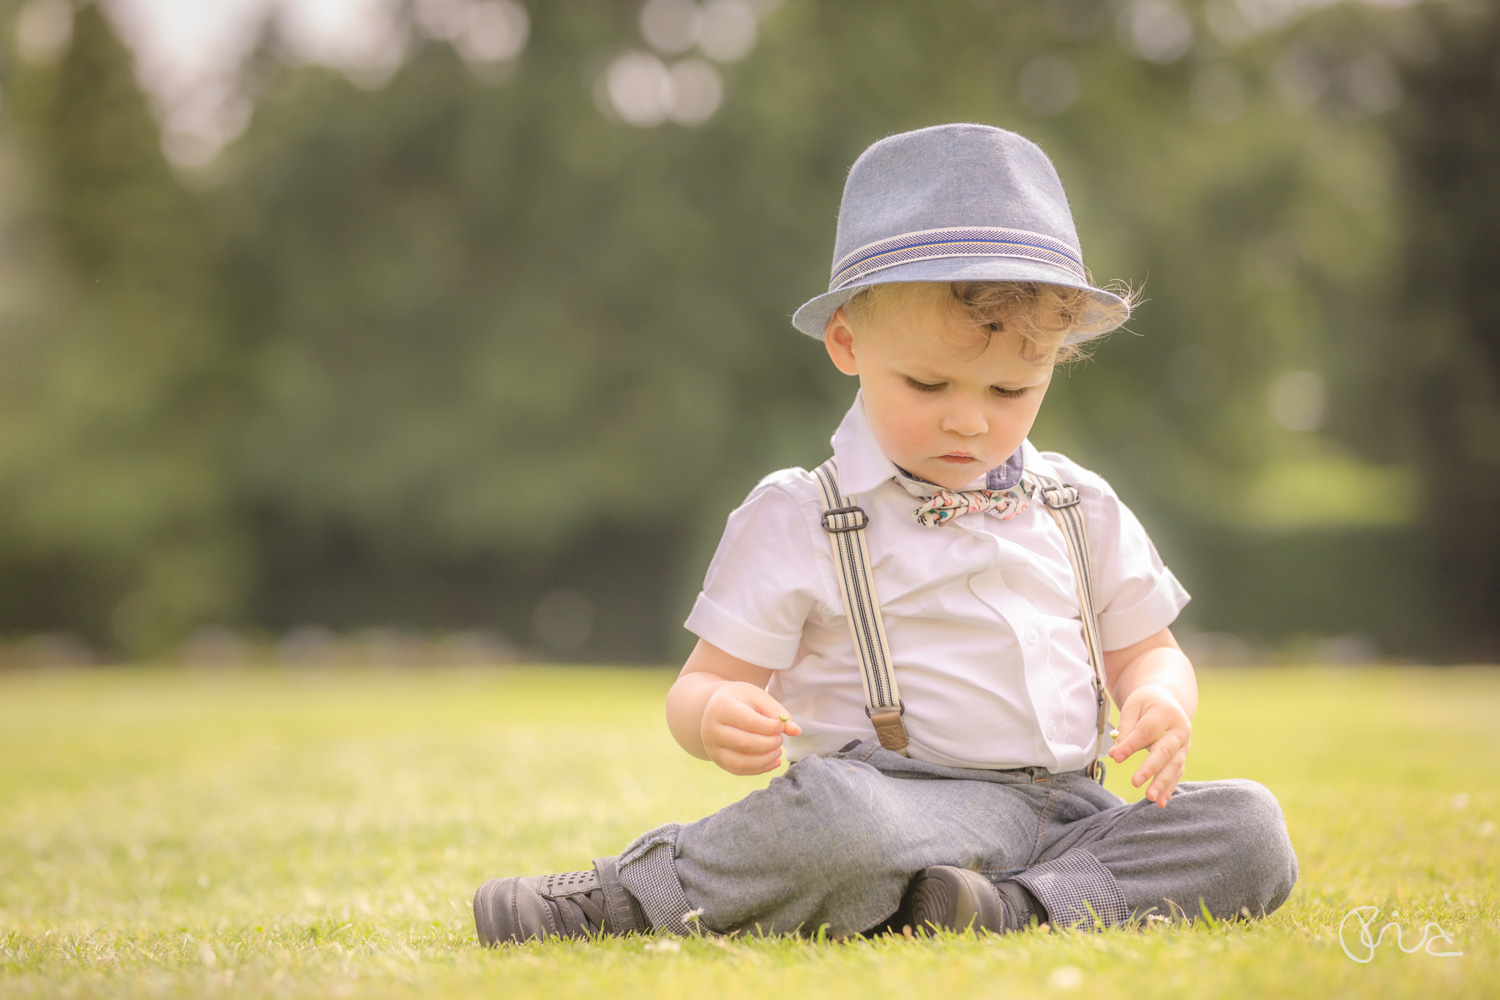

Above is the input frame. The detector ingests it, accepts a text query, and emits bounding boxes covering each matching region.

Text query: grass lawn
[1,663,1495,999]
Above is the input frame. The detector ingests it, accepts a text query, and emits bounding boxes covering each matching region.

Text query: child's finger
[755,750,788,774]
[751,747,785,773]
[770,710,804,737]
[1145,753,1187,806]
[737,687,800,730]
[723,696,789,736]
[716,746,784,776]
[1131,732,1184,789]
[710,739,781,768]
[1111,716,1162,764]
[706,722,782,755]
[1109,704,1149,761]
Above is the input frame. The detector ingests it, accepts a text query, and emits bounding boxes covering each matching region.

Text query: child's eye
[905,377,944,392]
[991,386,1027,398]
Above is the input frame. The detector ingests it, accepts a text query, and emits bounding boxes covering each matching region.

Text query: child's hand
[1108,683,1191,808]
[700,682,803,776]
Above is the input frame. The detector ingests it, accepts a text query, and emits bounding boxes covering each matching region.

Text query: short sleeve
[683,472,825,670]
[1041,453,1190,651]
[1090,483,1190,650]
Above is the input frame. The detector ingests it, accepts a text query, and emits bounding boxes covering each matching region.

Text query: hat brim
[791,256,1130,345]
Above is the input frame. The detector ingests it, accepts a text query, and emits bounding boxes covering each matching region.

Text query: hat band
[829,226,1086,291]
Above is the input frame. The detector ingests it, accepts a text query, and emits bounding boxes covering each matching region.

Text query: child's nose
[941,406,988,436]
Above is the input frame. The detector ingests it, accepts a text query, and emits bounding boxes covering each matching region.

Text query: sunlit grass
[1,664,1496,998]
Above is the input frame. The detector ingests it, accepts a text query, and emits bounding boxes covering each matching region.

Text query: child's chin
[925,466,983,489]
[925,476,977,492]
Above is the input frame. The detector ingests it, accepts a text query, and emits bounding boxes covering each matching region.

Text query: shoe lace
[545,871,609,936]
[561,890,607,933]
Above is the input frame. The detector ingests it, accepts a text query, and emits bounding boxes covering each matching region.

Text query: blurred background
[0,0,1495,668]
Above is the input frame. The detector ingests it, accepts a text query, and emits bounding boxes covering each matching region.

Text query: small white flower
[1047,966,1084,990]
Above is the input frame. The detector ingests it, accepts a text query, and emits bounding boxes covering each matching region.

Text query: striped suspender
[813,458,1114,780]
[812,459,909,755]
[1026,471,1114,782]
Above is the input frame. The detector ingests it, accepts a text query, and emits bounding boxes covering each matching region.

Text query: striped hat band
[829,226,1086,292]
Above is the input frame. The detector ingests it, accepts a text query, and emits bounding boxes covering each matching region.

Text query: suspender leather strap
[1026,471,1114,782]
[812,458,909,755]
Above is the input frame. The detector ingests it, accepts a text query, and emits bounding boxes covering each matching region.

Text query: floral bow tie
[911,479,1034,527]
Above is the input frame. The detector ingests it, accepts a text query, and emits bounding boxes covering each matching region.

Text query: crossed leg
[615,744,1297,937]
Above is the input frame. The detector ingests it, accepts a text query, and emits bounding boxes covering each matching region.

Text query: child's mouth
[938,454,978,464]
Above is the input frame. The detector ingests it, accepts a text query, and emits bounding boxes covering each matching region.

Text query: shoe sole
[907,866,1005,934]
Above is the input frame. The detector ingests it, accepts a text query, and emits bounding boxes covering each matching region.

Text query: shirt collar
[829,390,1026,498]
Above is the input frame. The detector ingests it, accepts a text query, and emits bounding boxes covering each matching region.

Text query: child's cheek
[885,416,931,464]
[894,395,938,442]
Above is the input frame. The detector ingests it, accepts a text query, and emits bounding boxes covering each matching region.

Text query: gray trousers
[616,740,1298,937]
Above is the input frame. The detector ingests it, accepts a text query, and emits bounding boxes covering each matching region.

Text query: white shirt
[684,392,1191,771]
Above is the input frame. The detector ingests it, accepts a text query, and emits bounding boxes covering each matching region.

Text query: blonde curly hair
[842,280,1133,364]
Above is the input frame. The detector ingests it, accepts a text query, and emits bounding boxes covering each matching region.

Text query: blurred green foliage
[0,0,1495,661]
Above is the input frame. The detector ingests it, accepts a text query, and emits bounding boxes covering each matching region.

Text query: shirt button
[1024,625,1040,644]
[1046,721,1058,739]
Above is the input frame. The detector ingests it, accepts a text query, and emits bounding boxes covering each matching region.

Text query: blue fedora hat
[792,123,1130,344]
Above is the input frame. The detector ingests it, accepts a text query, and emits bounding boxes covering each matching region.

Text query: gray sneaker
[905,866,1037,935]
[473,855,649,945]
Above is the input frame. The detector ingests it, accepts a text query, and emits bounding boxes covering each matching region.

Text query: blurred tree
[1385,2,1500,658]
[0,0,1492,661]
[0,2,246,654]
[210,0,1397,658]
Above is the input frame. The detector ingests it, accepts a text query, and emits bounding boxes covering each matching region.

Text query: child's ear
[823,308,860,376]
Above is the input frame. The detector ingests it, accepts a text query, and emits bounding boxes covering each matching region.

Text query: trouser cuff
[1012,848,1130,930]
[616,822,698,935]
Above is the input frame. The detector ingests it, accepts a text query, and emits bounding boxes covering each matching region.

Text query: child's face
[824,288,1053,492]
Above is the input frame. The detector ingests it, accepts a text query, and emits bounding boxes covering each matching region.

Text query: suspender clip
[1040,484,1081,509]
[820,505,869,532]
[863,699,906,718]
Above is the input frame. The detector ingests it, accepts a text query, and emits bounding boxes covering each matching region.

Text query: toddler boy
[474,124,1298,942]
